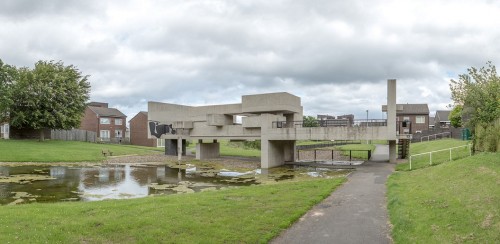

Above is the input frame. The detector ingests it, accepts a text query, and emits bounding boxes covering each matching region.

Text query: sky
[1,0,499,123]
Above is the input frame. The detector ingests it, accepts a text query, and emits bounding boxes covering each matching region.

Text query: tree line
[0,59,90,141]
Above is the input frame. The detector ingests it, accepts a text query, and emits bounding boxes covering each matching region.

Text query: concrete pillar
[261,140,294,168]
[165,139,186,156]
[283,140,296,162]
[389,140,397,163]
[177,137,182,161]
[196,142,220,160]
[387,79,397,163]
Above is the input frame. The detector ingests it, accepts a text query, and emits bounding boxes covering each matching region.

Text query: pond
[0,163,349,205]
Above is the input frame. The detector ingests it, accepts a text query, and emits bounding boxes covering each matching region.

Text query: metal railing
[409,144,472,170]
[420,132,451,142]
[272,119,387,128]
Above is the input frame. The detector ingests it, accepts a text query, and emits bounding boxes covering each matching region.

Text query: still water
[0,163,347,205]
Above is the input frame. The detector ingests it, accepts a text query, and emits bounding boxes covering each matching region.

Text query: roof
[88,106,126,118]
[397,104,429,115]
[435,110,451,122]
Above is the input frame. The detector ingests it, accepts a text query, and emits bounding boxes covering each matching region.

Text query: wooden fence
[51,129,96,142]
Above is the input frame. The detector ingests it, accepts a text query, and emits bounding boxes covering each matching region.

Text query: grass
[0,140,163,162]
[187,140,261,158]
[337,144,375,160]
[387,153,500,243]
[396,139,471,171]
[0,177,345,243]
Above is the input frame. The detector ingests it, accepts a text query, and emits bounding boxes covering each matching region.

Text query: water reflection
[0,164,348,205]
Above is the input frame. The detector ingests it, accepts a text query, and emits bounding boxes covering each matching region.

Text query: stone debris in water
[0,174,56,183]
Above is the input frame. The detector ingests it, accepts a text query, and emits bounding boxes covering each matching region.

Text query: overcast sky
[1,0,499,123]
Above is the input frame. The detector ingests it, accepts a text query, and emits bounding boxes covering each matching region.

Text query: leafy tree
[303,116,319,127]
[448,105,462,128]
[0,59,18,122]
[8,60,91,141]
[450,61,500,151]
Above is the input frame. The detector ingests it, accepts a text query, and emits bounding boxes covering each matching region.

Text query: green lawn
[187,140,261,158]
[0,140,163,162]
[397,139,471,171]
[388,153,500,243]
[335,144,375,160]
[0,178,345,243]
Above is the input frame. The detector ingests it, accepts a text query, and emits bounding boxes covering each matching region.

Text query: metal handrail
[273,119,387,128]
[409,144,471,170]
[420,132,451,142]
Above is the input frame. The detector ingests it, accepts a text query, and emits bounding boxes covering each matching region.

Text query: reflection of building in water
[50,167,66,177]
[0,167,9,177]
[0,183,11,199]
[130,166,158,185]
[79,166,126,188]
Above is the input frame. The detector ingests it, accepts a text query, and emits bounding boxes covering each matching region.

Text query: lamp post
[366,110,369,144]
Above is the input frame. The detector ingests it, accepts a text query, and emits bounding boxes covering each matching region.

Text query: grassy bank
[0,178,345,243]
[396,139,470,171]
[388,153,500,243]
[0,140,163,162]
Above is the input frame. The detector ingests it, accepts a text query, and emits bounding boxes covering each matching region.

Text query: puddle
[0,163,349,205]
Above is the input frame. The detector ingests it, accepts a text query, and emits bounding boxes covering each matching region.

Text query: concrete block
[207,114,233,126]
[196,142,220,159]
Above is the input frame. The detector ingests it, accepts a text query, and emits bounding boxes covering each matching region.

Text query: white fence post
[449,148,452,161]
[430,152,432,165]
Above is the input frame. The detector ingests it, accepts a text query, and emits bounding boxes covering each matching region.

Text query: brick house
[79,102,127,143]
[434,110,451,128]
[395,104,429,134]
[129,111,164,147]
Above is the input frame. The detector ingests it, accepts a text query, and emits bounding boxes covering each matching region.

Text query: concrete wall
[196,142,220,159]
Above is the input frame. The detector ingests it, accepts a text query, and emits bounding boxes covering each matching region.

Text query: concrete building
[130,111,164,147]
[79,102,127,143]
[149,80,401,168]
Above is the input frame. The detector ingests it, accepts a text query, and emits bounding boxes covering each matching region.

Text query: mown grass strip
[0,178,345,243]
[0,140,163,162]
[388,153,500,243]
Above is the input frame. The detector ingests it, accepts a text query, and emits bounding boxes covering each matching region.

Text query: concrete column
[283,140,296,162]
[165,139,186,156]
[389,140,397,163]
[261,139,289,168]
[196,142,220,160]
[387,79,398,163]
[177,137,182,161]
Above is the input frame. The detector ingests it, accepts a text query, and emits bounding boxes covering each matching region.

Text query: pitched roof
[88,106,126,118]
[397,104,429,115]
[435,110,451,122]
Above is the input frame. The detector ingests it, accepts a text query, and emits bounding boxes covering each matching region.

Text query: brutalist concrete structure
[148,80,400,168]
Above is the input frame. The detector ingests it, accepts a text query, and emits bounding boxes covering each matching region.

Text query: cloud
[1,0,500,123]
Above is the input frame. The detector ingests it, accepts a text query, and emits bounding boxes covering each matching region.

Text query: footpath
[272,145,394,244]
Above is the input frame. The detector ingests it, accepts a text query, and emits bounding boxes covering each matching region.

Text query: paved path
[272,159,394,244]
[370,144,390,161]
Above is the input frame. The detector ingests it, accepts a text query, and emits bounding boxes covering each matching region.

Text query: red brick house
[129,111,163,147]
[396,104,429,134]
[80,102,127,143]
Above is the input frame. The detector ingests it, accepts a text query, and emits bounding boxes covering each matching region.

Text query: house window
[157,139,165,147]
[115,130,122,138]
[100,118,110,124]
[100,130,110,139]
[115,119,122,125]
[403,116,410,121]
[416,116,425,124]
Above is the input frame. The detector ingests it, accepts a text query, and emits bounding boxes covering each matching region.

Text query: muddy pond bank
[0,155,350,205]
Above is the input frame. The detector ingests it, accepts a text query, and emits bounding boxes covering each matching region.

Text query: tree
[0,59,18,122]
[449,61,500,151]
[8,60,91,141]
[303,116,319,127]
[448,105,462,128]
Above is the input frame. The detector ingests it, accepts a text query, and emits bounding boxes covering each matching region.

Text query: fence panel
[51,129,96,142]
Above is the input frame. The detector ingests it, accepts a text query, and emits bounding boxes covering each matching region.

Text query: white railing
[409,144,472,170]
[420,132,451,142]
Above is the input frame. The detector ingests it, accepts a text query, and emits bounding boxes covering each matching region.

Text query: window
[115,130,122,138]
[416,116,425,124]
[157,139,165,147]
[100,130,110,139]
[100,118,110,124]
[115,118,122,125]
[403,116,410,121]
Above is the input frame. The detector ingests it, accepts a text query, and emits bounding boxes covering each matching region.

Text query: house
[429,117,435,129]
[434,110,451,128]
[0,122,8,139]
[384,104,429,134]
[129,111,164,147]
[79,102,127,143]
